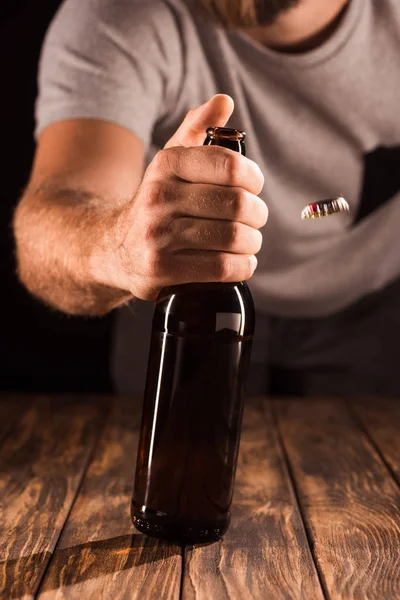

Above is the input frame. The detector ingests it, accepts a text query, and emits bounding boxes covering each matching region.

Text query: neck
[245,0,350,53]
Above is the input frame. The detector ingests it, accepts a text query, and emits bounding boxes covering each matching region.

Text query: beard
[199,0,301,28]
[256,0,301,24]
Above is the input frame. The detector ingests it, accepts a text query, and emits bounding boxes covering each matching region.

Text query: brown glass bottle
[131,128,255,543]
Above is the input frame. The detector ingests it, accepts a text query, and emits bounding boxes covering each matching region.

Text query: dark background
[0,1,114,393]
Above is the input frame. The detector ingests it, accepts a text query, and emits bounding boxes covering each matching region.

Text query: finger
[165,95,234,149]
[148,146,264,195]
[163,251,258,285]
[157,182,268,229]
[170,218,263,255]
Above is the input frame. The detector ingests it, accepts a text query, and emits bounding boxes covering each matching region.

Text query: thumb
[164,94,234,149]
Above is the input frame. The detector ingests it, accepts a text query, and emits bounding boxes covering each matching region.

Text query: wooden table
[0,395,399,599]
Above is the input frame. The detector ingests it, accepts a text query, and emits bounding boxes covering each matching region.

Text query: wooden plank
[350,398,400,483]
[0,395,32,447]
[0,395,103,600]
[182,399,324,600]
[277,398,400,600]
[37,396,182,600]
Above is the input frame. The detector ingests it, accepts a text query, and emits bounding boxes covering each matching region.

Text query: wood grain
[37,396,182,600]
[350,398,400,483]
[276,398,400,600]
[0,395,32,448]
[182,399,324,600]
[0,395,103,600]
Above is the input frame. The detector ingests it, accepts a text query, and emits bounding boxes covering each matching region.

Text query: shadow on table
[1,533,181,597]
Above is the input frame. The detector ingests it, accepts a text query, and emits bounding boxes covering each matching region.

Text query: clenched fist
[111,95,268,300]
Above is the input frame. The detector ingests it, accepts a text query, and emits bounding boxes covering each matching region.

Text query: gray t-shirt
[36,0,400,390]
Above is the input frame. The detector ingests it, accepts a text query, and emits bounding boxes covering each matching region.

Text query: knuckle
[142,216,172,248]
[151,147,180,176]
[178,217,200,247]
[152,148,169,171]
[215,255,232,281]
[142,220,159,243]
[228,222,241,250]
[220,151,240,182]
[141,181,164,208]
[140,216,156,239]
[145,247,165,280]
[229,188,248,219]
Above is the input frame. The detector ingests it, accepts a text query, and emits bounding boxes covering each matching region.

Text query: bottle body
[131,282,255,542]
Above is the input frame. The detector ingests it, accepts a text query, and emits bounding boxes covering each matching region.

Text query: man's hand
[106,95,267,301]
[14,95,267,315]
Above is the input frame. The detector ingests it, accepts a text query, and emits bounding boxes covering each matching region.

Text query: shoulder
[41,0,195,75]
[48,0,194,37]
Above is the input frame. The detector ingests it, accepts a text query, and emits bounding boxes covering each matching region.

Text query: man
[13,0,400,396]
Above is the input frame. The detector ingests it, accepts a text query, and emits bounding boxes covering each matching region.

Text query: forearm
[13,181,134,316]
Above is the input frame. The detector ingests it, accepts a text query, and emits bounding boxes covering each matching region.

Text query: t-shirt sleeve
[35,0,184,150]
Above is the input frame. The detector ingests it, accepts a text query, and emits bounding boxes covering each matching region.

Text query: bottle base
[131,502,230,544]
